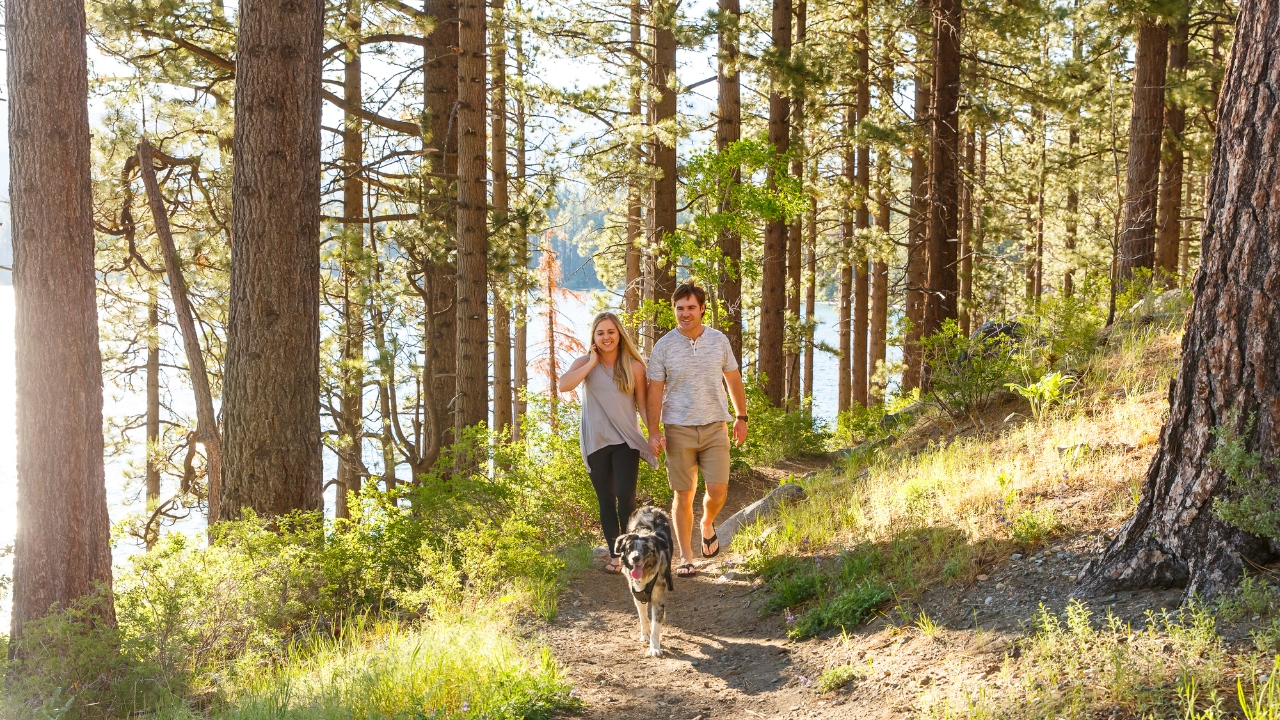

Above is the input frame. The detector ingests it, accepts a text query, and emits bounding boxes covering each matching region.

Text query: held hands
[732,418,748,446]
[648,432,666,457]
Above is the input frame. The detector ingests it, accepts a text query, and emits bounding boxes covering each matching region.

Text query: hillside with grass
[726,291,1280,718]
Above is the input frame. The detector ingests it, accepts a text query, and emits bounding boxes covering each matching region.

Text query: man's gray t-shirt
[646,326,738,426]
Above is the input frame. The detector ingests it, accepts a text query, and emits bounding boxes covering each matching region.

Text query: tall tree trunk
[972,130,986,329]
[1079,1,1280,600]
[903,39,930,391]
[425,0,459,451]
[1156,16,1188,288]
[871,152,890,406]
[651,0,678,332]
[852,5,871,407]
[921,0,961,341]
[455,0,489,437]
[513,23,529,440]
[1064,26,1082,297]
[1118,19,1169,281]
[139,139,225,524]
[804,196,817,406]
[717,0,742,359]
[837,246,852,415]
[626,0,646,330]
[146,285,161,519]
[785,0,806,409]
[221,0,323,520]
[760,0,791,405]
[1035,114,1045,303]
[959,127,974,335]
[8,0,115,645]
[337,0,364,519]
[1180,154,1194,286]
[492,0,513,437]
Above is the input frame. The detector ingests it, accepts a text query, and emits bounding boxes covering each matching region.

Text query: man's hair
[671,283,706,307]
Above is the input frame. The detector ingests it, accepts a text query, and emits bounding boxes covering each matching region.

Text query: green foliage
[1016,294,1105,377]
[200,616,578,720]
[1007,371,1076,421]
[920,319,1018,420]
[734,381,831,468]
[816,663,866,693]
[1240,656,1280,720]
[789,579,892,639]
[1210,413,1277,540]
[1009,507,1060,546]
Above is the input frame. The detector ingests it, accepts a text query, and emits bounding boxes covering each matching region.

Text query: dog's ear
[613,533,635,559]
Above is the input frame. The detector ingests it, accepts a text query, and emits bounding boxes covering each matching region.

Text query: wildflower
[785,610,796,625]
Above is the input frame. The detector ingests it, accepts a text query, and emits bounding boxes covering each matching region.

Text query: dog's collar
[631,574,660,603]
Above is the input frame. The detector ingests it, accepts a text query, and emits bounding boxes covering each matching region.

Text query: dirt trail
[542,461,858,719]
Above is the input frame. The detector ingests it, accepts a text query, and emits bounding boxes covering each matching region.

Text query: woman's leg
[587,445,623,556]
[612,445,641,535]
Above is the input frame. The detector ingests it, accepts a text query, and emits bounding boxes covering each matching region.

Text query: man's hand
[732,418,748,446]
[648,433,666,457]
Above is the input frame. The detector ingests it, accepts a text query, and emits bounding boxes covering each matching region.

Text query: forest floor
[538,318,1280,719]
[542,459,841,719]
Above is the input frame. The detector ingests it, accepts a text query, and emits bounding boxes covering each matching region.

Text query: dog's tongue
[630,566,644,579]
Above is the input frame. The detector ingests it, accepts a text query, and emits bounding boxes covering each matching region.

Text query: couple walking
[559,283,749,578]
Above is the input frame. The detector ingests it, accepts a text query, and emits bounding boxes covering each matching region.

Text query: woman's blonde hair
[590,312,644,393]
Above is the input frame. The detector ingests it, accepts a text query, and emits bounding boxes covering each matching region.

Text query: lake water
[0,284,898,628]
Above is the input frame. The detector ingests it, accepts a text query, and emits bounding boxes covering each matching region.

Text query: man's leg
[672,489,697,566]
[664,425,699,567]
[698,423,733,553]
[700,482,729,546]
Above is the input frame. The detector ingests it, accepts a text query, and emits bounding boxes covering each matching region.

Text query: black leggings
[587,443,640,558]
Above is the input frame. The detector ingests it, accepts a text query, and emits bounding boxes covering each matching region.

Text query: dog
[613,506,675,658]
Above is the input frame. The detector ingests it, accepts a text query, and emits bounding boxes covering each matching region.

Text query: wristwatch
[737,415,749,422]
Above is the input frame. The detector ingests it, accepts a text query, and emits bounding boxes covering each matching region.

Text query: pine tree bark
[425,0,459,450]
[871,153,890,406]
[959,127,974,335]
[139,139,224,524]
[626,0,646,329]
[921,0,961,340]
[903,41,930,392]
[652,0,679,330]
[8,0,115,645]
[492,0,513,437]
[1156,17,1188,288]
[851,8,871,407]
[837,251,852,415]
[785,0,806,409]
[513,30,529,440]
[221,0,324,519]
[146,286,161,518]
[760,0,791,405]
[1078,0,1280,601]
[337,0,364,519]
[716,0,743,359]
[804,197,817,404]
[1118,20,1169,281]
[456,0,488,435]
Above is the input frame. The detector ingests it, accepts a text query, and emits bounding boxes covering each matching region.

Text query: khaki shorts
[664,422,731,492]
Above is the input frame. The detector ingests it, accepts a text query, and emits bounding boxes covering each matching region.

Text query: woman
[558,312,657,573]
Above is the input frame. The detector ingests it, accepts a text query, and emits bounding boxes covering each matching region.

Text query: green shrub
[789,579,892,639]
[817,663,866,693]
[920,319,1017,420]
[1210,412,1277,540]
[735,381,831,468]
[1006,371,1076,421]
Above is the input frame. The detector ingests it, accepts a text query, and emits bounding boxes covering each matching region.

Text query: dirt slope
[542,461,863,719]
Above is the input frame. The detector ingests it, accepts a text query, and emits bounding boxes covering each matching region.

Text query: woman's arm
[633,359,651,434]
[557,352,595,392]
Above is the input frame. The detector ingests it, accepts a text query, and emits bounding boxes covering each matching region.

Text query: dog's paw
[639,633,650,643]
[646,646,664,658]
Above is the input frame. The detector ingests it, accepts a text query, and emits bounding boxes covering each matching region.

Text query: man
[647,283,749,577]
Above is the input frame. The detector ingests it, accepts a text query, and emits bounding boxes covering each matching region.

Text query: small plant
[916,609,942,639]
[1010,507,1059,546]
[1210,412,1277,540]
[1240,656,1280,720]
[816,663,867,693]
[1007,371,1076,421]
[920,319,1018,420]
[789,580,892,639]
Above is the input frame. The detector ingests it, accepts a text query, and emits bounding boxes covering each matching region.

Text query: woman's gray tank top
[580,362,657,468]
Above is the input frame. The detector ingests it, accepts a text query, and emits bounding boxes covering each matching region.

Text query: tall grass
[188,614,577,720]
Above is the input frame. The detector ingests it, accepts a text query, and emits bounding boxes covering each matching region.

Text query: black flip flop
[675,562,698,578]
[701,532,721,558]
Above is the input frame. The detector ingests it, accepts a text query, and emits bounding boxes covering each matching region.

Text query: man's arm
[724,369,748,445]
[647,378,665,455]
